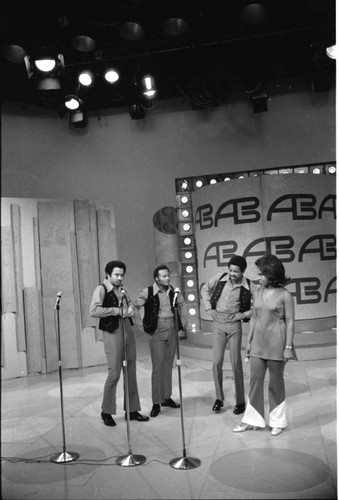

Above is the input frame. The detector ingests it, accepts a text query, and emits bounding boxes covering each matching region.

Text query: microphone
[173,288,180,308]
[119,288,126,307]
[54,291,62,309]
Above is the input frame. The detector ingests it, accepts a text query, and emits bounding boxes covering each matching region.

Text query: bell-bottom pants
[242,356,287,428]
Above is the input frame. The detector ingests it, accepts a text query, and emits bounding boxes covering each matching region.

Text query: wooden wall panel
[42,293,79,371]
[1,227,16,313]
[1,313,27,379]
[74,200,96,329]
[11,204,26,352]
[24,287,43,373]
[38,201,79,372]
[97,209,118,281]
[89,204,102,342]
[71,231,83,367]
[33,216,46,369]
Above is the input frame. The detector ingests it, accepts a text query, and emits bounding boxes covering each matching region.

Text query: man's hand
[229,312,245,321]
[122,305,134,318]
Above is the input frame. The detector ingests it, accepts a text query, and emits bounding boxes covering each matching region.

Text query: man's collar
[153,282,171,295]
[225,274,249,289]
[104,278,114,292]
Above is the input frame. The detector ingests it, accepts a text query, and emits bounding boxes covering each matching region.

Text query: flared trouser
[101,320,141,415]
[242,356,287,428]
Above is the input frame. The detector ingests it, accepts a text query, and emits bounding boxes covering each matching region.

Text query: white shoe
[271,427,283,436]
[233,424,257,433]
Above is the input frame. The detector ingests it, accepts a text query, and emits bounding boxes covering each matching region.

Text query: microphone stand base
[116,453,146,467]
[169,456,201,470]
[50,451,80,463]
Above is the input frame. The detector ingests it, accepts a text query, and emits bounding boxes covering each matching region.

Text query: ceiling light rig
[24,51,65,91]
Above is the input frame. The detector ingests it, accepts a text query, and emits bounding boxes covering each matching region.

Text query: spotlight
[65,97,87,128]
[119,22,144,41]
[326,45,337,60]
[71,35,96,52]
[24,52,65,90]
[251,90,268,112]
[4,44,27,63]
[104,67,120,84]
[78,70,94,86]
[129,103,146,120]
[163,17,189,36]
[69,108,88,128]
[64,95,82,110]
[141,75,156,98]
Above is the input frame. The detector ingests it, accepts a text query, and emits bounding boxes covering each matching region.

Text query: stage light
[209,178,217,184]
[181,196,189,204]
[129,104,146,120]
[185,265,193,273]
[104,67,120,83]
[181,210,190,218]
[184,251,193,259]
[294,166,308,174]
[177,179,191,191]
[326,44,337,60]
[325,164,336,174]
[188,294,196,301]
[187,279,194,287]
[182,223,191,231]
[24,52,65,89]
[142,75,156,98]
[279,168,293,174]
[65,95,82,110]
[224,177,231,181]
[184,237,192,245]
[242,3,268,25]
[69,108,88,128]
[119,22,144,41]
[78,71,94,86]
[189,308,197,316]
[4,44,26,63]
[310,166,323,174]
[71,35,96,52]
[195,180,203,188]
[251,89,268,113]
[163,17,189,36]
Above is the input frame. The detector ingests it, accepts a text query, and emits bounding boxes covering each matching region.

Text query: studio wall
[1,89,336,377]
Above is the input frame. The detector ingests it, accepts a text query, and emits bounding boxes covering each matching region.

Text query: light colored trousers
[212,318,245,405]
[242,356,287,428]
[101,319,141,415]
[149,317,177,404]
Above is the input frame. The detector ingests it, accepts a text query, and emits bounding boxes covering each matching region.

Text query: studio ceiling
[1,0,336,115]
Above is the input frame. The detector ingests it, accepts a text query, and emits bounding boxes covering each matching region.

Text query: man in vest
[89,260,149,427]
[201,255,253,415]
[133,264,187,417]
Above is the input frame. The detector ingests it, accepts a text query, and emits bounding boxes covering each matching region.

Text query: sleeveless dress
[250,285,288,361]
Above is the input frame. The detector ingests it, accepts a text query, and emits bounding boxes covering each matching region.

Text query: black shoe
[161,398,180,408]
[101,412,116,427]
[212,399,223,412]
[150,404,161,417]
[126,411,150,422]
[233,403,246,415]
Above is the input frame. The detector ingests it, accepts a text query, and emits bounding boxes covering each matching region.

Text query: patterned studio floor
[1,332,337,500]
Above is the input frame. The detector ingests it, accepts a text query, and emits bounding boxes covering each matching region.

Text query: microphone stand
[50,297,79,464]
[169,297,201,470]
[116,293,146,467]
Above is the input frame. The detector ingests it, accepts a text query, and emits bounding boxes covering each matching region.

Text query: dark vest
[210,273,251,322]
[143,285,184,334]
[98,284,120,333]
